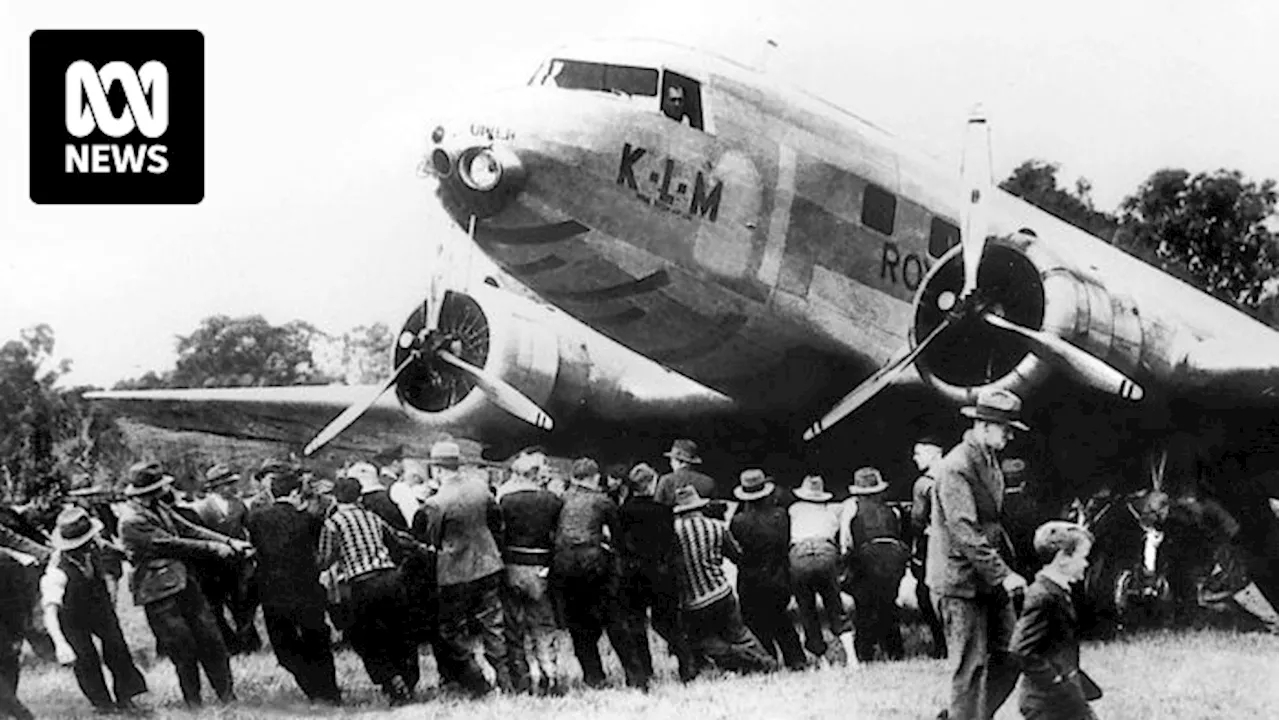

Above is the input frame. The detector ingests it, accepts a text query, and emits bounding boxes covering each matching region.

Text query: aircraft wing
[83,385,439,454]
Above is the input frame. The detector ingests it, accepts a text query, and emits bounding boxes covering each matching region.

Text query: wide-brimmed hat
[124,461,175,497]
[254,458,297,482]
[849,467,889,495]
[428,441,461,468]
[343,462,382,492]
[50,505,104,551]
[734,468,776,501]
[960,388,1030,431]
[672,485,711,514]
[663,439,702,465]
[204,463,241,489]
[793,475,833,502]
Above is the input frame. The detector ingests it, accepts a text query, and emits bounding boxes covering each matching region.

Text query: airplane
[87,38,1278,595]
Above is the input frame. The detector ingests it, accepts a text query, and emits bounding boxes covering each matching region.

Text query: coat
[417,476,503,586]
[244,501,326,613]
[1009,572,1100,719]
[118,500,236,606]
[925,430,1015,598]
[193,494,249,540]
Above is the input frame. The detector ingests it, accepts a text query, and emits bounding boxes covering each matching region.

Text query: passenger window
[862,184,897,235]
[929,217,961,257]
[660,71,704,130]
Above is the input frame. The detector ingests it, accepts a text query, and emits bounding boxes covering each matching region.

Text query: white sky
[1,0,1276,388]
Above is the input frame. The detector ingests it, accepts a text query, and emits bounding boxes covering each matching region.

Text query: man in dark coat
[351,462,407,533]
[193,464,260,655]
[730,469,805,671]
[118,461,252,708]
[0,549,36,720]
[244,463,341,705]
[654,440,716,506]
[928,389,1029,720]
[841,467,908,662]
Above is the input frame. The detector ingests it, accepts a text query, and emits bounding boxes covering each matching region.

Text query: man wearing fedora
[910,435,950,659]
[41,506,148,715]
[789,475,854,665]
[244,463,342,706]
[841,467,909,662]
[730,469,806,671]
[928,388,1030,720]
[672,485,776,676]
[118,460,252,708]
[193,464,260,655]
[655,440,716,507]
[417,440,511,696]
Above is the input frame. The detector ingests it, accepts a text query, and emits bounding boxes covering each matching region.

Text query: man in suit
[193,464,260,654]
[351,462,407,532]
[416,441,510,695]
[244,461,341,705]
[654,440,717,506]
[928,389,1030,720]
[118,461,252,708]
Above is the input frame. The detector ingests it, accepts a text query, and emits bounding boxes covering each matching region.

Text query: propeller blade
[981,314,1144,401]
[960,106,991,299]
[303,352,418,456]
[436,349,554,430]
[804,316,955,441]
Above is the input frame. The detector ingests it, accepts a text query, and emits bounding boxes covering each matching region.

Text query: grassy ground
[15,587,1278,720]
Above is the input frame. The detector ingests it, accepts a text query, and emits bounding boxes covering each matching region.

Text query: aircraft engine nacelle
[389,286,589,442]
[912,233,1146,406]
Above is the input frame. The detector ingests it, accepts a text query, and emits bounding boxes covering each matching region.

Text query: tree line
[2,163,1276,502]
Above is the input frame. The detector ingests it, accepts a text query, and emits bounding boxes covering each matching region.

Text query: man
[841,467,908,662]
[661,84,690,124]
[41,506,148,714]
[910,435,949,658]
[0,503,55,664]
[789,475,853,664]
[552,458,643,689]
[672,486,776,676]
[417,440,510,695]
[928,388,1030,720]
[118,461,250,708]
[392,461,430,528]
[730,469,806,671]
[193,463,260,655]
[350,462,406,532]
[245,462,341,705]
[318,475,419,705]
[617,463,697,684]
[654,439,716,506]
[497,452,564,694]
[0,549,35,720]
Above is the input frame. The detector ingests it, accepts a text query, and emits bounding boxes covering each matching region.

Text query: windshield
[530,58,659,97]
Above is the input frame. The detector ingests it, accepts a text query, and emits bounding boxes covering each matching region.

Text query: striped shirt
[674,512,741,611]
[318,503,396,581]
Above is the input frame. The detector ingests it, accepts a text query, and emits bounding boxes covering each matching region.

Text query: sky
[1,0,1276,388]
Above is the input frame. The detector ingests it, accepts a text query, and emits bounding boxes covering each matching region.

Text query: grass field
[14,584,1278,720]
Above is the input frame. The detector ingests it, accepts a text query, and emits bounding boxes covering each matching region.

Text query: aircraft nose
[421,93,531,219]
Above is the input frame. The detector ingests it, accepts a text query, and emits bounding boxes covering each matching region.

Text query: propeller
[980,314,1144,400]
[960,106,992,300]
[302,215,555,457]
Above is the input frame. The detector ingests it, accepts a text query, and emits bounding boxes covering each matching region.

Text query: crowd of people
[0,388,1177,719]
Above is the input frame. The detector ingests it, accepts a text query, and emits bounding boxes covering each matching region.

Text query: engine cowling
[913,233,1146,405]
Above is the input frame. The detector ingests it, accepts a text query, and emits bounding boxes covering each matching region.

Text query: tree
[338,323,393,385]
[168,315,334,388]
[1116,169,1279,321]
[1000,160,1119,241]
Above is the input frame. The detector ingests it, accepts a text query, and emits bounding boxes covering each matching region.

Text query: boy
[1009,520,1102,720]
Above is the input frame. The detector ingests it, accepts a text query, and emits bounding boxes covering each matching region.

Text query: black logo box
[30,30,204,204]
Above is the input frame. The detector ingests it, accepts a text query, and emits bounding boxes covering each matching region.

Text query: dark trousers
[738,581,805,670]
[914,562,948,658]
[790,545,850,656]
[144,582,233,706]
[935,592,1020,720]
[557,567,643,688]
[618,562,695,684]
[683,593,776,674]
[347,569,419,691]
[61,600,147,709]
[437,571,508,695]
[851,572,904,661]
[202,561,261,654]
[263,604,339,702]
[0,611,32,720]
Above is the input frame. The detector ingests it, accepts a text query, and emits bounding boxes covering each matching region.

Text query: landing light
[460,149,503,192]
[937,290,957,312]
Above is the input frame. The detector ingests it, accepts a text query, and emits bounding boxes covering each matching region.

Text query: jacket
[418,476,503,586]
[193,494,249,540]
[1010,572,1098,719]
[729,499,791,592]
[244,501,327,612]
[655,468,717,505]
[118,500,237,606]
[925,430,1015,598]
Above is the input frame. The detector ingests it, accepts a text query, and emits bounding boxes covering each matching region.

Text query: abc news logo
[30,30,204,204]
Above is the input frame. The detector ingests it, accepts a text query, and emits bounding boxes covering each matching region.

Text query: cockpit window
[531,59,659,97]
[660,71,703,130]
